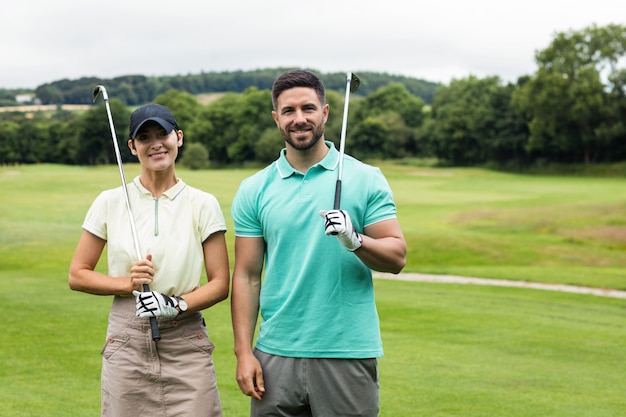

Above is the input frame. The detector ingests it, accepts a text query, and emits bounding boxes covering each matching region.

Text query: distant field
[196,92,226,105]
[0,93,224,113]
[0,104,90,112]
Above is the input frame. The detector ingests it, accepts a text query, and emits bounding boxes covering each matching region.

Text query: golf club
[333,72,360,210]
[92,85,161,342]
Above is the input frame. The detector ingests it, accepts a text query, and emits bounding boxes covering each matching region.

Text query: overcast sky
[2,0,624,89]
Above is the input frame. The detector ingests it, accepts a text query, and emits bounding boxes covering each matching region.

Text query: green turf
[2,163,626,288]
[379,164,626,289]
[1,164,625,416]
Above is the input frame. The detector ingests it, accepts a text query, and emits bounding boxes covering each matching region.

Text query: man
[231,69,406,416]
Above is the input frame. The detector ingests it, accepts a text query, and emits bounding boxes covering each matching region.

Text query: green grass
[379,164,626,289]
[376,281,626,416]
[1,163,626,416]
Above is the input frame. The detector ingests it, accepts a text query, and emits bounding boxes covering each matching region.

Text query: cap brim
[131,117,176,139]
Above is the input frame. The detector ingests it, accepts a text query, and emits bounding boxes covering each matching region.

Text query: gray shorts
[101,296,222,417]
[251,349,379,417]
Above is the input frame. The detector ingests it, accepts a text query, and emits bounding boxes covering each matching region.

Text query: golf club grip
[144,284,161,341]
[333,179,342,210]
[331,180,342,235]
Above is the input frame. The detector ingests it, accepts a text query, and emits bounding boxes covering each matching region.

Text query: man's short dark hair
[271,69,326,110]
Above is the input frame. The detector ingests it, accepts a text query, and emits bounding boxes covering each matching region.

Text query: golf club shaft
[333,72,354,210]
[95,86,161,342]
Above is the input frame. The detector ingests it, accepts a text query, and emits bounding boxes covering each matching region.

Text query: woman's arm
[178,231,230,312]
[68,230,155,295]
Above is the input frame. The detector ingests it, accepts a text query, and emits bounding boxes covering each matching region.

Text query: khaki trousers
[101,296,222,417]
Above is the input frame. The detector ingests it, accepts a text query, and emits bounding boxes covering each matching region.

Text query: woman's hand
[129,253,154,292]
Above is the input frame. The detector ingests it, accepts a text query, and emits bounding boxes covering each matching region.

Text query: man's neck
[285,139,329,173]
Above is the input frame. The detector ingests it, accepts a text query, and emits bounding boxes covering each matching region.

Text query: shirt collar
[275,141,339,179]
[132,176,187,200]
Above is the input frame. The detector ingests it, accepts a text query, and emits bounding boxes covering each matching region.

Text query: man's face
[272,87,329,151]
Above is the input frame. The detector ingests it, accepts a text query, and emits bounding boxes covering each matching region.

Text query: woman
[69,103,229,416]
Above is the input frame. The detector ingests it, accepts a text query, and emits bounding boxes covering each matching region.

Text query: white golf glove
[319,209,363,252]
[133,290,180,318]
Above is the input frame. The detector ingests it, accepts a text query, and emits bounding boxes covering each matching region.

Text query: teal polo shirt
[232,141,397,358]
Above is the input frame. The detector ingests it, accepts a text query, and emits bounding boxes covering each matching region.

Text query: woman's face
[129,121,183,171]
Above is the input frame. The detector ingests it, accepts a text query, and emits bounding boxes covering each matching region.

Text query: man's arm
[321,210,406,274]
[231,236,266,400]
[356,218,407,274]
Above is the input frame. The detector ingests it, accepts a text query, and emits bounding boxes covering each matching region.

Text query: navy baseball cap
[129,104,178,139]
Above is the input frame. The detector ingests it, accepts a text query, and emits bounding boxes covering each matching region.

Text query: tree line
[0,69,439,107]
[1,23,625,168]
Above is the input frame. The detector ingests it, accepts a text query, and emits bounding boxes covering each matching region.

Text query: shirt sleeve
[364,167,397,227]
[197,192,227,242]
[231,178,264,237]
[82,191,109,240]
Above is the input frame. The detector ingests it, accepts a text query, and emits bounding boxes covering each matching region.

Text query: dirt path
[373,272,626,299]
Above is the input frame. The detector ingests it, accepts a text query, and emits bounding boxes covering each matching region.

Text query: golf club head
[92,85,108,103]
[350,73,360,93]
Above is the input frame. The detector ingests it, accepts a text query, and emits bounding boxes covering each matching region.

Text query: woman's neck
[139,168,178,198]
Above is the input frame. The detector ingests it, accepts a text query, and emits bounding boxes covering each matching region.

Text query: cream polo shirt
[82,176,226,295]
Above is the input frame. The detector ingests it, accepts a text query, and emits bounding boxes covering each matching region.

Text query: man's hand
[235,353,265,400]
[319,209,363,251]
[133,290,180,318]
